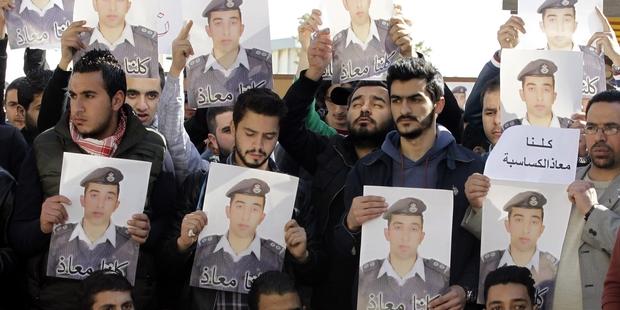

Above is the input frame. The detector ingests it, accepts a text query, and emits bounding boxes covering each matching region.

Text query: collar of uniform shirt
[69,221,117,250]
[522,113,562,128]
[19,0,64,16]
[214,231,262,262]
[90,23,135,50]
[377,256,426,286]
[345,19,380,50]
[203,47,250,77]
[545,43,581,52]
[499,248,540,271]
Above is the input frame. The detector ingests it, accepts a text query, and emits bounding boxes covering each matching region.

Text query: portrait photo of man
[47,167,138,282]
[357,197,449,310]
[190,178,285,294]
[6,0,74,48]
[504,58,573,129]
[479,191,558,308]
[331,0,398,84]
[186,0,273,108]
[73,0,159,78]
[452,86,468,110]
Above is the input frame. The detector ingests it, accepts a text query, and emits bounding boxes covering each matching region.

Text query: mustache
[244,149,267,157]
[354,111,376,124]
[396,115,420,123]
[592,141,612,151]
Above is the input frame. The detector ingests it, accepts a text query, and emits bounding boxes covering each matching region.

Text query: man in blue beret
[452,86,468,110]
[186,0,273,108]
[190,178,285,294]
[47,167,139,282]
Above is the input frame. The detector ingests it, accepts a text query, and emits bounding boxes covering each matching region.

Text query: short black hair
[387,57,444,103]
[586,90,620,115]
[315,80,332,106]
[80,270,133,310]
[482,76,501,109]
[232,88,287,127]
[6,77,32,109]
[248,271,299,310]
[207,105,234,133]
[73,49,127,99]
[348,80,388,106]
[483,265,536,304]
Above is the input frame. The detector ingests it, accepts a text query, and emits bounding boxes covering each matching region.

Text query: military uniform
[73,25,159,78]
[503,115,573,130]
[332,19,398,83]
[186,48,273,108]
[478,191,558,309]
[6,0,74,49]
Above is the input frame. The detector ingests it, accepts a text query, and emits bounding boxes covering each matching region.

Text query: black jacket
[335,138,484,308]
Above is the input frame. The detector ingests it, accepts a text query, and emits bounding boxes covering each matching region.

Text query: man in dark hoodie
[337,57,484,309]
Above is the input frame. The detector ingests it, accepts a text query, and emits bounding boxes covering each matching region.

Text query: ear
[240,23,245,36]
[420,231,425,243]
[92,0,98,12]
[113,200,120,213]
[519,89,525,102]
[111,90,125,111]
[434,96,445,114]
[504,218,510,233]
[552,91,557,105]
[225,205,231,219]
[128,0,132,11]
[541,224,545,235]
[258,212,266,225]
[384,227,389,241]
[80,195,85,208]
[205,25,212,38]
[207,133,220,154]
[539,20,545,32]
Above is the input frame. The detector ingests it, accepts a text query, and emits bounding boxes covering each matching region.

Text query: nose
[595,128,607,142]
[401,99,413,115]
[241,206,251,221]
[136,95,148,111]
[493,113,502,126]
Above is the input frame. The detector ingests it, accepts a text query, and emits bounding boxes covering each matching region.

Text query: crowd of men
[2,1,620,310]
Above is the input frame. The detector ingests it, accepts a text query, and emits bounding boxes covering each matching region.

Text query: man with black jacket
[338,57,484,309]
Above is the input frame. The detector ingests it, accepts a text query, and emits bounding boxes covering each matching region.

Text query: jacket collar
[331,135,359,167]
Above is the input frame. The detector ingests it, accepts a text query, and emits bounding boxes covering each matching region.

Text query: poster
[189,163,298,294]
[6,0,75,49]
[46,153,151,284]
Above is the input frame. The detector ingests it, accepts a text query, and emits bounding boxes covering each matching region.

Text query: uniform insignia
[453,185,459,196]
[408,203,417,213]
[529,196,538,207]
[561,0,570,6]
[369,261,375,267]
[253,184,262,194]
[226,0,235,8]
[106,172,115,182]
[433,261,438,267]
[540,64,549,74]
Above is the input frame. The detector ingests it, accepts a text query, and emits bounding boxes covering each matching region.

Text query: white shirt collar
[69,222,117,250]
[346,19,380,50]
[203,47,249,77]
[377,256,426,286]
[214,231,261,262]
[19,0,63,16]
[545,43,580,52]
[90,24,135,50]
[522,114,561,128]
[498,248,540,271]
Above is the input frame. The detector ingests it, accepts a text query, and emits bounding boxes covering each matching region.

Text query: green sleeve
[290,73,337,137]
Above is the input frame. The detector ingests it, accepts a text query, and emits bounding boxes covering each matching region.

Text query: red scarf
[70,110,127,157]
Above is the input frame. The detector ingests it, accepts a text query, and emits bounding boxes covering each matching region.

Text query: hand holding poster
[183,0,273,108]
[190,163,298,294]
[485,126,579,184]
[358,186,453,310]
[6,0,75,49]
[46,153,151,284]
[478,179,571,309]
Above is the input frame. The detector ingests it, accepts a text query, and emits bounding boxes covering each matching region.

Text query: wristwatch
[612,63,620,76]
[461,286,477,304]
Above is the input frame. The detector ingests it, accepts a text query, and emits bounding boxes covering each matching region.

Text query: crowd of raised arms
[2,0,620,310]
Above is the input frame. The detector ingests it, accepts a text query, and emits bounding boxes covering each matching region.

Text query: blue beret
[383,197,427,220]
[517,59,558,81]
[80,167,124,187]
[503,191,547,211]
[202,0,243,17]
[537,0,578,14]
[226,178,270,197]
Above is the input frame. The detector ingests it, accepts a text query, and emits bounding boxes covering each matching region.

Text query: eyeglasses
[584,124,620,136]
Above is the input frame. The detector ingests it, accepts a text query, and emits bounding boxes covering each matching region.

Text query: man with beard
[277,29,394,309]
[339,57,484,309]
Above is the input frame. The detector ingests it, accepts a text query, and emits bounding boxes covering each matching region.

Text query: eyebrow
[391,94,425,101]
[234,199,263,208]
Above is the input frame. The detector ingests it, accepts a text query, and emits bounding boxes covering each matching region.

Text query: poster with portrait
[445,80,476,111]
[6,0,75,49]
[72,0,159,78]
[189,163,298,294]
[46,153,151,284]
[155,0,184,55]
[478,179,570,309]
[500,49,583,130]
[358,186,453,310]
[320,0,398,84]
[518,0,606,98]
[182,0,273,108]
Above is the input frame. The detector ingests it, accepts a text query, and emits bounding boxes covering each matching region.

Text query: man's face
[505,208,545,253]
[257,292,302,310]
[390,79,444,140]
[207,111,234,158]
[226,193,265,239]
[540,7,577,49]
[483,90,502,145]
[68,72,124,140]
[4,89,25,129]
[519,76,557,120]
[486,283,535,310]
[585,102,620,169]
[385,214,425,261]
[342,0,371,26]
[346,85,391,137]
[26,93,42,130]
[206,9,244,54]
[126,77,161,126]
[232,110,279,169]
[80,183,120,227]
[91,290,134,310]
[93,0,131,28]
[325,85,348,131]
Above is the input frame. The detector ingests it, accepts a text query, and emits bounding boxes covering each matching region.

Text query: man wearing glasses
[556,90,620,309]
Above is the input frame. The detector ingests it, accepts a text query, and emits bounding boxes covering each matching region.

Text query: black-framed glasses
[584,123,620,136]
